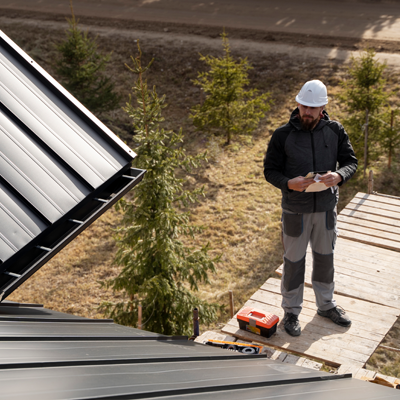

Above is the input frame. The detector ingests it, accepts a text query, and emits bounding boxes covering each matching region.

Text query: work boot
[317,306,351,327]
[282,312,301,336]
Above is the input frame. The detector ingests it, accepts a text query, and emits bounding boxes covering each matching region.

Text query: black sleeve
[263,129,291,191]
[333,122,358,185]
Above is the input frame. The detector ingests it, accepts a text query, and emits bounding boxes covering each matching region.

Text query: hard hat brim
[296,95,327,107]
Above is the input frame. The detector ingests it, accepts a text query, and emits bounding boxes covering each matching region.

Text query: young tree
[99,44,219,336]
[190,32,271,145]
[379,108,400,169]
[339,50,389,176]
[55,2,120,113]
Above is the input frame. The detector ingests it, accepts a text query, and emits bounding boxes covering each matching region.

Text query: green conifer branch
[100,43,220,335]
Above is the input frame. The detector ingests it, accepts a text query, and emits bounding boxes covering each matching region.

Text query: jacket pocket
[282,212,303,237]
[326,209,336,230]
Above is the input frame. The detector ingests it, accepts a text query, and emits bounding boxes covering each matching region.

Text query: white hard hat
[295,80,328,107]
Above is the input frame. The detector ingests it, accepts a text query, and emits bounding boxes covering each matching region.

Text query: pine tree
[55,2,120,113]
[190,32,271,145]
[99,44,219,336]
[339,50,389,176]
[379,108,400,169]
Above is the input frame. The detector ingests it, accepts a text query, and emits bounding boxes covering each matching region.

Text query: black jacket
[263,108,358,213]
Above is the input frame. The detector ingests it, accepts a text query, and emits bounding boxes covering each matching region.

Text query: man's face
[298,104,324,130]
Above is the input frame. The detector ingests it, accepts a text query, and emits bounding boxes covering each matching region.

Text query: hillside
[2,14,400,376]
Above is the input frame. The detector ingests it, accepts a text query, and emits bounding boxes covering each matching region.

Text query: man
[263,80,357,337]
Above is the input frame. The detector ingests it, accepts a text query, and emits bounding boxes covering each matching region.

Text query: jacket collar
[289,107,330,132]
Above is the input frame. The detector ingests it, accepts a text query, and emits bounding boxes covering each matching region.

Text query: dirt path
[2,0,400,41]
[2,15,400,70]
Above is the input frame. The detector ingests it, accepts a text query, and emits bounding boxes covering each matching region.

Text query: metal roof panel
[0,30,143,298]
[0,303,395,400]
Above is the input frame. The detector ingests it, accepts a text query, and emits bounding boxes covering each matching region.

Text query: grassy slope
[3,19,400,376]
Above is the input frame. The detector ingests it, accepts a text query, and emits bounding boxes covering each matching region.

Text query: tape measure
[204,339,263,354]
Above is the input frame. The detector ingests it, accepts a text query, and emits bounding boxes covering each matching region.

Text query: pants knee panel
[283,256,306,292]
[312,251,334,284]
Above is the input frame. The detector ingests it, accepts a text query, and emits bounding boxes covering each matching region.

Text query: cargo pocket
[282,212,303,237]
[326,209,336,230]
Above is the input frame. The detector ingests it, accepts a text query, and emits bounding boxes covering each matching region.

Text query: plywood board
[338,192,400,251]
[222,278,398,368]
[223,192,400,369]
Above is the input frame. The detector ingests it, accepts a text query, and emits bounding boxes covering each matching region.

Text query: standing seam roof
[0,29,143,299]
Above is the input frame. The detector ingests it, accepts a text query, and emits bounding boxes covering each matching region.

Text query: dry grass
[9,209,125,319]
[3,16,400,377]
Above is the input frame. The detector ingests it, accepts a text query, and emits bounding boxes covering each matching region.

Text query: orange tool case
[237,307,279,338]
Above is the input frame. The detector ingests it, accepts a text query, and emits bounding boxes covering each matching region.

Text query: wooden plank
[194,331,237,344]
[194,329,323,370]
[338,214,400,236]
[251,290,386,343]
[261,278,399,318]
[374,373,400,386]
[259,279,399,328]
[222,320,365,367]
[223,320,366,367]
[329,272,400,309]
[354,192,400,208]
[329,238,400,268]
[254,288,392,338]
[222,190,400,372]
[274,352,288,362]
[336,237,400,256]
[262,347,283,359]
[338,228,400,251]
[333,262,400,291]
[279,264,400,309]
[276,248,400,284]
[327,246,399,277]
[281,353,301,365]
[268,349,285,361]
[228,301,378,359]
[222,287,387,367]
[337,364,354,375]
[300,358,323,370]
[354,367,377,380]
[333,253,400,280]
[378,345,400,354]
[351,195,400,213]
[277,236,400,266]
[343,202,400,222]
[276,249,400,283]
[281,353,322,370]
[337,220,400,243]
[339,208,400,229]
[274,262,400,312]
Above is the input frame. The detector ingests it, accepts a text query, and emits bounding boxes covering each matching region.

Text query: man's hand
[287,176,314,192]
[318,172,342,187]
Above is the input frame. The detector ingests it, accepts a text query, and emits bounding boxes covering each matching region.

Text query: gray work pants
[281,209,337,315]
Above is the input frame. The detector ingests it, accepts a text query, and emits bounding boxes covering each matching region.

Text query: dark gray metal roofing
[0,302,396,400]
[0,29,144,299]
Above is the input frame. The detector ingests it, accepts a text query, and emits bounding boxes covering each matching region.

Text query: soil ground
[1,8,400,377]
[4,5,400,54]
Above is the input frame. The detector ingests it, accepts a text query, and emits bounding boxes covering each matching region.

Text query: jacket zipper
[310,130,316,213]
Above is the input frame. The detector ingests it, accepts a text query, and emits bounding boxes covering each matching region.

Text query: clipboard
[304,171,330,192]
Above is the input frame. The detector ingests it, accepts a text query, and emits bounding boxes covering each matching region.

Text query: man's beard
[299,115,319,131]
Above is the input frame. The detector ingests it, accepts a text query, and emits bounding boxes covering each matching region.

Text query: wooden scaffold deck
[222,192,400,369]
